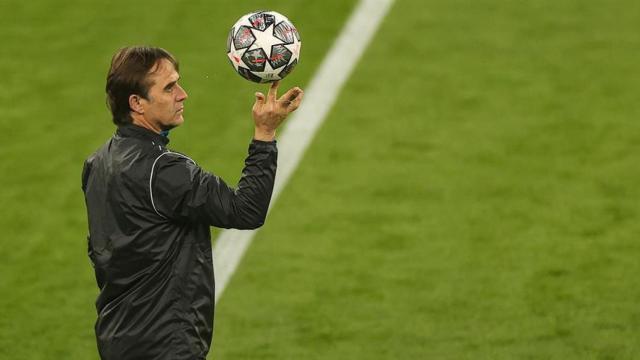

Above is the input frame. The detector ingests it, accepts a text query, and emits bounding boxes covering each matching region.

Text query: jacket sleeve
[150,140,277,229]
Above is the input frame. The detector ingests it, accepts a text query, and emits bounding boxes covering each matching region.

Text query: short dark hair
[105,46,179,125]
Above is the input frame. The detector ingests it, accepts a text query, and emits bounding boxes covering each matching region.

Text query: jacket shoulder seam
[149,151,197,219]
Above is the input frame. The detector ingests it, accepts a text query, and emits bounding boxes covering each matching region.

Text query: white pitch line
[213,0,395,304]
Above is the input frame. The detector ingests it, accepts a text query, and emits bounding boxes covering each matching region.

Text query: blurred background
[0,0,639,359]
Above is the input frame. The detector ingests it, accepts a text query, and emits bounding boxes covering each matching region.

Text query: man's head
[106,46,188,132]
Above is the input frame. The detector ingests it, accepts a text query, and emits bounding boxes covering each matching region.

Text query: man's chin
[162,117,184,131]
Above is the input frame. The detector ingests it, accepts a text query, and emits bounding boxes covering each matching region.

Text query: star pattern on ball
[227,11,302,83]
[227,31,250,72]
[250,60,278,82]
[249,23,280,59]
[284,40,301,66]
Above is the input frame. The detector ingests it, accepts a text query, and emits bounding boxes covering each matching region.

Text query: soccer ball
[227,10,301,83]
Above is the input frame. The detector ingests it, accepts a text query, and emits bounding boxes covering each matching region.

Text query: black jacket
[81,124,277,359]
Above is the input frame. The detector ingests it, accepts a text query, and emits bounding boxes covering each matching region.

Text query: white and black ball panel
[227,10,301,83]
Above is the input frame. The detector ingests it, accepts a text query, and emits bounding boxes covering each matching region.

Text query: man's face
[141,59,188,130]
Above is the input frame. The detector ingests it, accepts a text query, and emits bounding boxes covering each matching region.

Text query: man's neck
[131,116,162,134]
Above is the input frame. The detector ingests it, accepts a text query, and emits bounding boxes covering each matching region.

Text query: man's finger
[282,87,302,102]
[267,81,280,103]
[288,90,304,111]
[279,87,302,107]
[254,92,265,106]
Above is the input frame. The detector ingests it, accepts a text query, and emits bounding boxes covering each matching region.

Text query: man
[81,46,303,359]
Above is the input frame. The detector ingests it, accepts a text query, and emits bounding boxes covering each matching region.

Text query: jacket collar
[116,124,170,146]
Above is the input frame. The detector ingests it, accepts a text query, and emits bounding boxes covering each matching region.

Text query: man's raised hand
[252,81,304,141]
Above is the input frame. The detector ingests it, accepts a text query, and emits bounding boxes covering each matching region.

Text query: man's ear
[129,94,144,114]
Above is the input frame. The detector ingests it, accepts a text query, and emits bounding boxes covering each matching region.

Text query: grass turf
[0,0,639,359]
[0,0,355,358]
[212,0,640,359]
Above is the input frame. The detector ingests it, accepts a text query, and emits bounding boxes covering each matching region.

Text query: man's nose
[177,84,188,101]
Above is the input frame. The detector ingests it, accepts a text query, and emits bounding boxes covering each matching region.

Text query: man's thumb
[254,92,265,105]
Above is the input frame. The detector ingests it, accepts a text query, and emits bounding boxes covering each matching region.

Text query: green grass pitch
[0,0,639,359]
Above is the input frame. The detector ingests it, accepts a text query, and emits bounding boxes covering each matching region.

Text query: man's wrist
[254,128,276,142]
